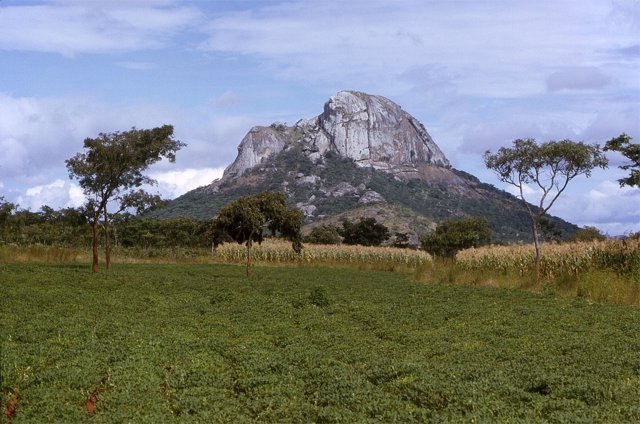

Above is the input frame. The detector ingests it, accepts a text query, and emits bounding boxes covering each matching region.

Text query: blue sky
[1,0,638,234]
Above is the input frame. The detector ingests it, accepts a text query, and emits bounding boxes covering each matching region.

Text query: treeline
[0,196,615,256]
[0,198,212,249]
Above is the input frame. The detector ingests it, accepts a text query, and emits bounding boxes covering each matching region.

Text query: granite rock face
[219,91,450,181]
[309,91,449,170]
[222,126,287,180]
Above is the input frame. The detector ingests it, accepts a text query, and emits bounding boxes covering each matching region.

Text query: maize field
[214,239,432,271]
[0,240,432,271]
[452,238,640,305]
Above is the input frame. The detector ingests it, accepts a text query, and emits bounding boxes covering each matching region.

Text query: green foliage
[2,264,639,422]
[0,203,90,246]
[66,125,184,271]
[539,216,563,242]
[212,192,304,276]
[152,146,580,244]
[420,216,491,258]
[571,226,607,242]
[392,232,410,249]
[308,286,330,308]
[304,225,342,245]
[485,138,607,277]
[605,133,640,187]
[339,217,390,246]
[213,192,303,252]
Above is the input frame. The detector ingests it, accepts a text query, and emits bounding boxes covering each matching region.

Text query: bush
[308,286,330,308]
[570,226,606,242]
[392,232,410,249]
[339,217,390,247]
[305,225,342,245]
[421,216,491,258]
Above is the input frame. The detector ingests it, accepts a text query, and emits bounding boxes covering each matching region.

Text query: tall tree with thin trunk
[66,125,184,272]
[484,138,607,280]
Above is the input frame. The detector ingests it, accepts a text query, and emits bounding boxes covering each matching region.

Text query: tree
[0,197,17,242]
[305,225,342,245]
[392,232,411,249]
[66,125,184,272]
[484,138,607,279]
[539,217,562,243]
[211,192,303,277]
[604,133,639,188]
[570,226,606,242]
[420,216,491,258]
[339,217,390,246]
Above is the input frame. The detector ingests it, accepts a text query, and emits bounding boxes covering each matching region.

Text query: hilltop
[154,91,577,244]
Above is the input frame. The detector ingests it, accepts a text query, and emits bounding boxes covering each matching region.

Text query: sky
[1,0,638,235]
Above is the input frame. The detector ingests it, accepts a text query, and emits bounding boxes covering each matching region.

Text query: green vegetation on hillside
[152,148,577,243]
[2,264,639,422]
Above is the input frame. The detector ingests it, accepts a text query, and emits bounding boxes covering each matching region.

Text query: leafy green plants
[2,263,639,422]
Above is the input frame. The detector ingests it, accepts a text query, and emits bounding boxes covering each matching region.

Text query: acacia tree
[604,133,639,188]
[66,125,184,272]
[484,138,607,279]
[211,192,303,277]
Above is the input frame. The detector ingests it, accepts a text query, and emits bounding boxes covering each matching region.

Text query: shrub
[420,217,491,258]
[305,225,342,245]
[339,217,390,246]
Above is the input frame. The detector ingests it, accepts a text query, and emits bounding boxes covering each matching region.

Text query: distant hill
[153,91,577,245]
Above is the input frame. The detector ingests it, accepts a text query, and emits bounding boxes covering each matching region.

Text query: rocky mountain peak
[220,91,450,181]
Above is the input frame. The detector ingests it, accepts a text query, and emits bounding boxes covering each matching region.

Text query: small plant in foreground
[308,286,330,308]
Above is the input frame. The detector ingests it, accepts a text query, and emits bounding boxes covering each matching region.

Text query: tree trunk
[246,239,252,278]
[531,215,542,282]
[103,207,111,271]
[91,218,99,273]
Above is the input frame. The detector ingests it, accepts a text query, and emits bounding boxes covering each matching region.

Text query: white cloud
[553,180,640,235]
[17,179,85,210]
[0,2,201,56]
[115,61,157,70]
[13,168,225,212]
[215,90,240,108]
[546,67,612,92]
[198,1,634,96]
[497,178,640,236]
[0,92,183,182]
[0,138,29,175]
[150,167,225,199]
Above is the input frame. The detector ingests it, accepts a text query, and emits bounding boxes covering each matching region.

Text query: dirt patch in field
[3,390,19,422]
[84,373,110,415]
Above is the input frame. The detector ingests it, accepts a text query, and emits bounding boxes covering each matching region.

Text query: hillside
[153,91,577,244]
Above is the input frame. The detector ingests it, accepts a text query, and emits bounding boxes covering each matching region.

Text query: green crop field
[1,263,639,423]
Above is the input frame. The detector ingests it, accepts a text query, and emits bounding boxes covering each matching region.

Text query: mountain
[154,90,577,245]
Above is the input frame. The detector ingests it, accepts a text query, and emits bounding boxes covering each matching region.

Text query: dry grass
[213,239,431,272]
[415,238,640,305]
[0,240,432,272]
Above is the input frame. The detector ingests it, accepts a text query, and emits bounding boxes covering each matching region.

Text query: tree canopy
[339,217,390,247]
[211,192,303,277]
[66,125,184,272]
[570,226,607,242]
[420,216,491,258]
[305,225,342,245]
[604,133,639,188]
[484,138,607,278]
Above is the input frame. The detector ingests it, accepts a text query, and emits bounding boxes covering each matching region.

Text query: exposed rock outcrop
[218,91,450,182]
[309,91,449,170]
[223,126,287,180]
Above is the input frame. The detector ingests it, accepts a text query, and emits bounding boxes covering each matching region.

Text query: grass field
[1,263,639,423]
